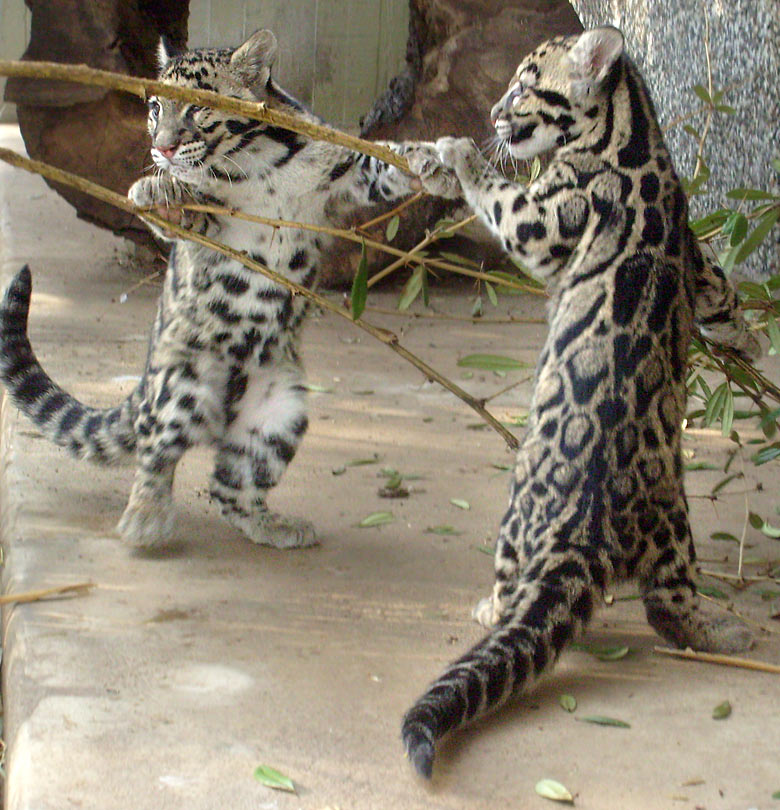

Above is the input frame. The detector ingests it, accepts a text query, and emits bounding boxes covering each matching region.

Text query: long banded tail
[401,561,601,778]
[0,266,138,463]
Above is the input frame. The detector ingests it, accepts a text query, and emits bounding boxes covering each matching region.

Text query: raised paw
[117,497,176,549]
[223,508,319,549]
[472,595,500,629]
[435,136,477,170]
[404,145,462,199]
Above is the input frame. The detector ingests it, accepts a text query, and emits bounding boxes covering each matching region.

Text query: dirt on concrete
[1,125,779,810]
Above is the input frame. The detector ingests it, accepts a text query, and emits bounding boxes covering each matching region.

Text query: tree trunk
[4,0,188,248]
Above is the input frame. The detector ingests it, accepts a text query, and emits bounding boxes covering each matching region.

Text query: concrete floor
[1,125,779,810]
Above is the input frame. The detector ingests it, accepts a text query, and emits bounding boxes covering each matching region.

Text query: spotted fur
[0,29,458,550]
[402,27,759,778]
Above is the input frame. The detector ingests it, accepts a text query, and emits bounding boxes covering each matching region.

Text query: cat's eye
[509,84,525,106]
[147,99,160,117]
[187,105,203,116]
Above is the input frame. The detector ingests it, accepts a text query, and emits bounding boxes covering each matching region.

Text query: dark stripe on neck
[617,65,651,168]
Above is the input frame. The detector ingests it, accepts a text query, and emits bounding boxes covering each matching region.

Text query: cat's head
[490,27,625,161]
[146,29,302,185]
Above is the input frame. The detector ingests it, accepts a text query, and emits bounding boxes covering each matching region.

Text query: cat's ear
[230,29,278,87]
[157,35,185,70]
[568,26,624,95]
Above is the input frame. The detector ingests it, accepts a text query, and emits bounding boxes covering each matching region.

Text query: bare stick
[0,582,95,605]
[181,203,542,294]
[0,146,520,451]
[654,646,780,674]
[0,59,409,172]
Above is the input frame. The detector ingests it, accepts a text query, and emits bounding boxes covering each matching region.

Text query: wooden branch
[654,645,780,674]
[0,146,520,451]
[0,59,410,172]
[0,582,94,605]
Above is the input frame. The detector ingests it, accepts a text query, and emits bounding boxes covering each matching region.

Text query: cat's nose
[155,143,178,160]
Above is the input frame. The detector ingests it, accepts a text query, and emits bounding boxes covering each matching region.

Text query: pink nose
[156,144,178,160]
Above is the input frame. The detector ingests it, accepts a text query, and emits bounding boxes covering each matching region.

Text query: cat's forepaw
[225,509,319,549]
[472,595,500,629]
[404,145,462,199]
[435,136,477,170]
[117,497,176,548]
[693,615,754,655]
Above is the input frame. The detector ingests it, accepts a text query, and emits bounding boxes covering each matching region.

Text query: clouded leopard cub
[402,27,760,777]
[0,30,457,549]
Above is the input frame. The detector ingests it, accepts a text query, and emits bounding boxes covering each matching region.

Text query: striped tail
[401,558,601,778]
[0,266,138,463]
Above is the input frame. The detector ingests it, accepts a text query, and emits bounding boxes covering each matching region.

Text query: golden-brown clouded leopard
[402,26,760,778]
[0,30,457,550]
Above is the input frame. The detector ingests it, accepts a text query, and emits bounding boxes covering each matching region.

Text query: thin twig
[0,59,410,172]
[699,568,777,585]
[654,646,780,674]
[180,203,542,294]
[362,305,546,324]
[0,146,519,450]
[366,216,477,289]
[0,582,95,605]
[356,191,424,232]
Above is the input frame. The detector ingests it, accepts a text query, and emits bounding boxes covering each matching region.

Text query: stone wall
[568,0,780,278]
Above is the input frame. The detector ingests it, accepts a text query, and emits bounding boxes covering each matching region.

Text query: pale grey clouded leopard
[0,30,458,549]
[401,27,761,777]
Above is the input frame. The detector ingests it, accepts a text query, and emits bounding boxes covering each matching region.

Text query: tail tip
[4,265,32,305]
[402,724,435,779]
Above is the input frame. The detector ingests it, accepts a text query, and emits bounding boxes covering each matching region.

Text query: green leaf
[385,214,400,242]
[304,382,334,393]
[772,789,780,800]
[711,473,740,495]
[697,584,728,599]
[749,511,765,530]
[474,544,494,556]
[350,241,368,320]
[485,281,498,307]
[457,353,531,371]
[703,382,729,427]
[685,461,719,471]
[576,715,631,728]
[471,295,483,318]
[712,700,732,720]
[398,266,425,311]
[710,531,739,543]
[592,645,630,661]
[725,188,779,201]
[683,124,700,139]
[760,520,780,539]
[346,454,381,467]
[357,511,394,528]
[253,765,296,794]
[535,779,574,804]
[571,642,630,661]
[450,498,470,510]
[773,158,780,174]
[730,213,749,246]
[734,208,780,264]
[721,385,734,437]
[690,209,729,236]
[692,84,712,104]
[716,103,736,115]
[425,525,462,536]
[767,317,780,355]
[559,694,577,713]
[331,465,346,476]
[752,443,780,465]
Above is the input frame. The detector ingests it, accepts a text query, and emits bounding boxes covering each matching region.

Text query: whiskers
[479,134,518,181]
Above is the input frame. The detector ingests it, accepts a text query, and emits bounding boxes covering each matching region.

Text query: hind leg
[210,361,316,548]
[640,501,752,653]
[117,363,215,548]
[473,506,525,628]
